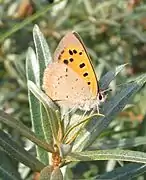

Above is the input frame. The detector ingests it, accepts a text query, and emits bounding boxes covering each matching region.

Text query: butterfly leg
[80,110,88,120]
[96,105,105,117]
[61,105,78,130]
[89,109,94,116]
[96,105,99,114]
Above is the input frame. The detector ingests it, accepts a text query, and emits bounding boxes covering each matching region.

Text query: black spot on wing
[73,49,77,54]
[79,63,85,68]
[57,76,62,80]
[58,54,61,60]
[69,50,73,55]
[69,58,74,62]
[83,72,88,77]
[61,50,64,54]
[63,59,69,64]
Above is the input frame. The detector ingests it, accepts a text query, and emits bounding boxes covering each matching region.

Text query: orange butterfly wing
[53,32,99,97]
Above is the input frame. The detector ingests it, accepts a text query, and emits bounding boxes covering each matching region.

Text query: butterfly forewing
[53,32,99,97]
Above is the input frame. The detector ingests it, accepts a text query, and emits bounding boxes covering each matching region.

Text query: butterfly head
[98,88,112,104]
[98,92,105,103]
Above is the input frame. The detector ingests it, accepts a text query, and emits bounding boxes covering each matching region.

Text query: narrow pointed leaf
[97,163,146,180]
[100,64,128,89]
[0,149,21,180]
[33,24,52,68]
[90,136,146,150]
[0,110,53,153]
[28,80,61,142]
[0,130,45,172]
[66,149,146,164]
[28,80,57,110]
[30,25,55,158]
[73,74,146,151]
[26,47,51,164]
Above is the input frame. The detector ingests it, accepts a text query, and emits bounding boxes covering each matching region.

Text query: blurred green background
[0,0,146,179]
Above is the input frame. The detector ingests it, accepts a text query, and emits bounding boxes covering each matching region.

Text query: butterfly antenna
[101,88,112,94]
[61,105,78,131]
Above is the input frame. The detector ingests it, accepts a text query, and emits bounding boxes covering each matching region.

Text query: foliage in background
[0,0,146,179]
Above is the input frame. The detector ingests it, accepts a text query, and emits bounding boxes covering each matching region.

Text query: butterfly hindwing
[43,63,92,108]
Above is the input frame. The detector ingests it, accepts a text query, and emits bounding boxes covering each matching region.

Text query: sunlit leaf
[66,149,146,164]
[0,110,53,153]
[97,163,146,180]
[73,74,146,151]
[0,130,45,172]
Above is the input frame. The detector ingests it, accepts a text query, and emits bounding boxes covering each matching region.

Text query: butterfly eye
[99,93,103,101]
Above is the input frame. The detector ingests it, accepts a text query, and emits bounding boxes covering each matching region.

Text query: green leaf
[50,167,63,180]
[0,149,21,180]
[97,163,146,180]
[66,149,146,164]
[32,24,55,147]
[138,113,146,137]
[40,166,63,180]
[0,130,45,172]
[90,136,146,150]
[100,63,128,89]
[28,80,61,143]
[40,165,53,180]
[63,113,104,144]
[26,47,52,164]
[28,80,57,110]
[0,110,53,153]
[72,74,146,151]
[33,24,52,69]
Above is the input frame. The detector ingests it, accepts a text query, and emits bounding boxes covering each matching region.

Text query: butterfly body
[43,32,104,112]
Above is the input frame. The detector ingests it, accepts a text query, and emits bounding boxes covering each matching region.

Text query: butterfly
[43,32,105,113]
